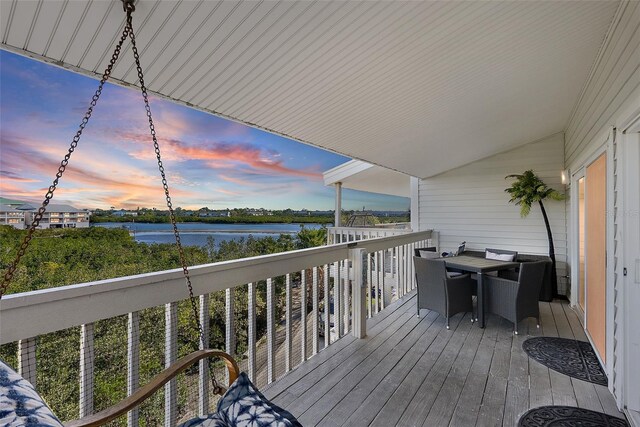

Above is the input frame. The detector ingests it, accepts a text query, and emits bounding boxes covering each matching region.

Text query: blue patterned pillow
[179,411,228,427]
[217,372,301,427]
[178,372,301,427]
[0,359,64,426]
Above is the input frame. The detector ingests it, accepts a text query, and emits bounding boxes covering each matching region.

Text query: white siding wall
[418,133,569,295]
[565,1,640,168]
[563,1,640,415]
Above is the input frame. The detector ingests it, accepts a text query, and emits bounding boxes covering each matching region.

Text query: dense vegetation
[0,225,326,424]
[90,209,334,225]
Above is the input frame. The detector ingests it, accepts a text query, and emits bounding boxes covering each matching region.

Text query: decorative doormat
[518,406,629,426]
[522,337,607,386]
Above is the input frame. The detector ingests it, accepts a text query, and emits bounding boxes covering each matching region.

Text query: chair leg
[536,318,540,328]
[514,323,518,335]
[446,319,450,330]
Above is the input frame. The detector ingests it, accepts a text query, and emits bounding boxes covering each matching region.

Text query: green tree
[296,225,327,249]
[505,170,565,296]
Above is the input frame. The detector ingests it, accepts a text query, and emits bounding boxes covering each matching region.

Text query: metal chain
[0,17,130,297]
[125,5,221,393]
[1,0,221,392]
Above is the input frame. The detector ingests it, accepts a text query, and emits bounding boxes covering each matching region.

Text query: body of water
[94,222,323,247]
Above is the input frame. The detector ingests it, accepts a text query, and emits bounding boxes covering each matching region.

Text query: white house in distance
[0,1,639,425]
[0,198,90,229]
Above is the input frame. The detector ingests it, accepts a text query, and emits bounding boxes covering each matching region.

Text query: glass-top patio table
[441,255,519,328]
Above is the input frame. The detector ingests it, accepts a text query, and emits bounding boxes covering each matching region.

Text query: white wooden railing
[0,230,434,426]
[327,225,417,245]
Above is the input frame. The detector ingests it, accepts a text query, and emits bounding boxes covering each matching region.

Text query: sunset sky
[0,50,408,211]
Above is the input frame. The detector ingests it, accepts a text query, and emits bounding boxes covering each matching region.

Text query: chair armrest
[64,350,239,427]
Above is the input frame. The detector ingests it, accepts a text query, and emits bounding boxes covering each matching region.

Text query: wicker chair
[414,256,475,329]
[484,261,546,334]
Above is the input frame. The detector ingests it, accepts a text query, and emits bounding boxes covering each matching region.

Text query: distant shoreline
[90,215,334,225]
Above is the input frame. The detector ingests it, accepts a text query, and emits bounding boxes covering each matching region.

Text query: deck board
[262,293,625,426]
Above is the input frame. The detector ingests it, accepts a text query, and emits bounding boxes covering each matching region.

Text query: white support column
[247,283,257,382]
[285,274,292,373]
[312,266,319,355]
[225,288,235,385]
[300,270,307,363]
[410,176,420,232]
[128,312,140,426]
[334,182,342,227]
[266,278,276,384]
[165,302,178,427]
[79,323,94,419]
[198,295,210,415]
[18,338,36,387]
[351,248,367,339]
[323,265,330,347]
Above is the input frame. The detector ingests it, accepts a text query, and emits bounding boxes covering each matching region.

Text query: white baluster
[350,248,367,338]
[285,274,292,373]
[165,302,177,427]
[334,261,342,339]
[301,270,307,363]
[248,283,256,382]
[128,312,140,426]
[312,266,319,355]
[323,264,330,347]
[198,295,209,415]
[79,323,94,418]
[266,278,275,384]
[18,338,36,387]
[225,288,235,385]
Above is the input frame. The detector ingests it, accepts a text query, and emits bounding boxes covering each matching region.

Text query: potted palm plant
[505,170,565,297]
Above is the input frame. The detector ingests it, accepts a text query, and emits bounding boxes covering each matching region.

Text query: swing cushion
[0,359,64,427]
[179,372,301,427]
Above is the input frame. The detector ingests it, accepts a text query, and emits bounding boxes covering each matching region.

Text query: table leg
[477,273,485,328]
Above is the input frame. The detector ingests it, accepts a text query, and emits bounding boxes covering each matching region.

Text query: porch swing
[0,2,301,426]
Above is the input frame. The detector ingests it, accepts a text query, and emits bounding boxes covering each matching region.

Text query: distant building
[0,204,25,228]
[0,199,90,229]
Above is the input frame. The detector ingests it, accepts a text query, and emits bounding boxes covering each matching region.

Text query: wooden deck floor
[262,292,624,426]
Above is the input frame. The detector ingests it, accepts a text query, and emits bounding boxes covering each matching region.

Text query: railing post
[350,248,367,339]
[247,283,257,381]
[79,323,94,419]
[128,312,140,426]
[165,302,177,427]
[266,278,275,384]
[198,295,210,415]
[18,338,36,387]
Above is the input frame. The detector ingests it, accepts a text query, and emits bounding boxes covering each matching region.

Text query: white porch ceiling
[0,0,619,178]
[324,160,410,197]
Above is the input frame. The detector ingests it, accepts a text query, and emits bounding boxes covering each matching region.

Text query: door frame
[619,113,640,418]
[569,129,615,385]
[570,169,586,322]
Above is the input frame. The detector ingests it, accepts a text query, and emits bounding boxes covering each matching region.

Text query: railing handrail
[0,230,432,344]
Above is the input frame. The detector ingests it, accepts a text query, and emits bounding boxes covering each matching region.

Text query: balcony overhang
[323,160,410,197]
[0,1,620,177]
